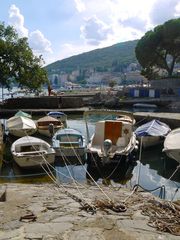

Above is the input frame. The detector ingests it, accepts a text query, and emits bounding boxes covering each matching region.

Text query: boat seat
[116,137,127,147]
[60,141,80,148]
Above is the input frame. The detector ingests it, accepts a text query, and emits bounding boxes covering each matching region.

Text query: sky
[0,0,180,66]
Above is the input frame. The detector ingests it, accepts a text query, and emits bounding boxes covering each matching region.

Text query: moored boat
[84,109,138,167]
[47,111,67,127]
[52,128,86,164]
[135,119,171,148]
[7,116,37,137]
[11,136,55,169]
[163,128,180,163]
[37,116,64,137]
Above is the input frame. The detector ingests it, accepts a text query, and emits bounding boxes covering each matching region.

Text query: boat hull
[38,126,62,137]
[138,136,163,148]
[163,149,180,164]
[13,153,55,169]
[55,146,85,157]
[9,128,37,138]
[87,149,137,166]
[54,147,86,162]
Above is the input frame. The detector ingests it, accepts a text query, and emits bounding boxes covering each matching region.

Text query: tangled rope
[141,199,180,236]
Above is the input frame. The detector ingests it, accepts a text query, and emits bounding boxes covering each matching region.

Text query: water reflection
[86,161,136,185]
[131,145,180,200]
[140,146,180,183]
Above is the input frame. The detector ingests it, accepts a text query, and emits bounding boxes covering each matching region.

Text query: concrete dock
[0,183,179,240]
[0,107,90,118]
[1,107,180,128]
[134,112,180,128]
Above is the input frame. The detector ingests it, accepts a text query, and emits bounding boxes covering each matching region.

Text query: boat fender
[134,145,139,151]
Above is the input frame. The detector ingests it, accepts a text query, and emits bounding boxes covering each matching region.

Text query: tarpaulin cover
[48,111,66,116]
[135,119,171,137]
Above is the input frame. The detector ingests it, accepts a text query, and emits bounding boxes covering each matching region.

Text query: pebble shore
[0,183,179,240]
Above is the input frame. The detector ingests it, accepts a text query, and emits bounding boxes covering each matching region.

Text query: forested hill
[45,39,138,73]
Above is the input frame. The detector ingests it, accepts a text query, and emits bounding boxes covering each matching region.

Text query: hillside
[45,39,138,74]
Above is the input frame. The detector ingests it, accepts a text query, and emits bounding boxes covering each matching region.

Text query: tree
[0,22,48,90]
[135,18,180,79]
[109,80,117,88]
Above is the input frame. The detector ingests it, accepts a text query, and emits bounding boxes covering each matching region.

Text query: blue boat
[47,111,67,127]
[135,119,171,148]
[52,128,86,164]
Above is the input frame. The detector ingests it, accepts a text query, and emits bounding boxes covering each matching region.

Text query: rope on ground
[141,199,180,236]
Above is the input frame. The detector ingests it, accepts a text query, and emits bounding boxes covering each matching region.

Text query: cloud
[8,4,28,37]
[80,16,112,45]
[120,17,147,31]
[8,4,53,59]
[74,0,86,12]
[176,2,180,15]
[29,30,53,54]
[150,0,180,25]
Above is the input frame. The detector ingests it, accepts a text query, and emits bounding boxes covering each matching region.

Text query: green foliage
[135,18,180,79]
[109,80,117,88]
[45,40,138,74]
[0,22,48,90]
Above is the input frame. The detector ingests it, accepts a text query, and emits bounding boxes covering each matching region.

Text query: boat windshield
[56,134,81,143]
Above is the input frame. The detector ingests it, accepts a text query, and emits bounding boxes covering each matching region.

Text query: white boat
[135,119,171,148]
[84,109,138,166]
[47,111,67,127]
[52,128,86,163]
[163,128,180,163]
[11,136,55,168]
[36,116,64,137]
[7,116,37,137]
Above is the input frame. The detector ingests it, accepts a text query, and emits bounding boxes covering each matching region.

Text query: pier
[0,107,90,118]
[1,107,180,129]
[134,112,180,128]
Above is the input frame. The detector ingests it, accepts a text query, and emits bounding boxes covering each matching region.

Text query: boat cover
[15,110,32,119]
[7,116,36,130]
[135,119,171,137]
[37,116,60,123]
[48,111,66,117]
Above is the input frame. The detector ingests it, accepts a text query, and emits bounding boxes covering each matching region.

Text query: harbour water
[0,115,180,201]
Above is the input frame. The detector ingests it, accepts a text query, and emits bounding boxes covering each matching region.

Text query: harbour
[0,92,180,239]
[1,115,180,201]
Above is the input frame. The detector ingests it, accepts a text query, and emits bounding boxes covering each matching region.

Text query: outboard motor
[103,139,112,157]
[48,123,54,137]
